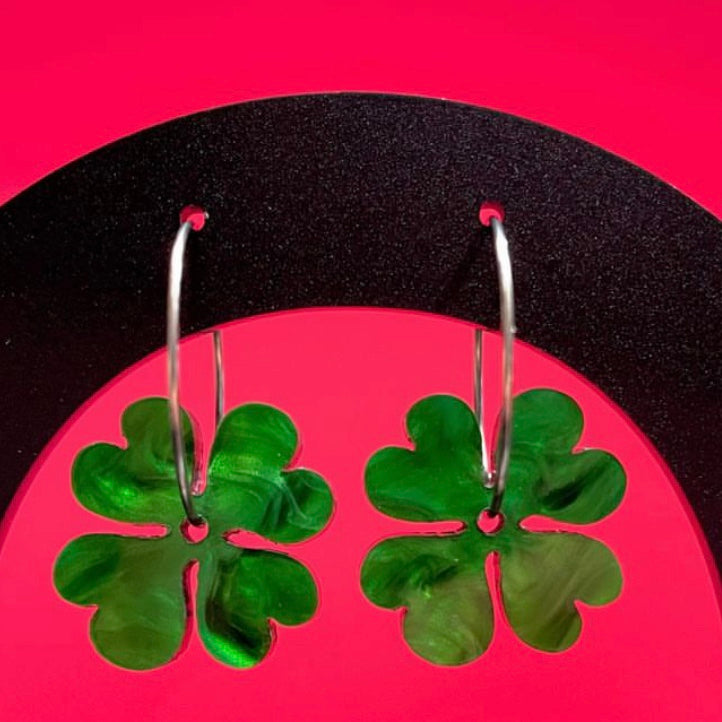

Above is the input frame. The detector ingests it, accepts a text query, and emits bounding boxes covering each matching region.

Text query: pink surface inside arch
[0,308,719,720]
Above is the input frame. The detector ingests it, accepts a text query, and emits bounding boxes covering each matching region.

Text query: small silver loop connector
[167,212,221,526]
[474,214,516,517]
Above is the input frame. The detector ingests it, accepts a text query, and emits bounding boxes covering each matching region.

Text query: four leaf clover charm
[360,389,626,666]
[54,398,333,670]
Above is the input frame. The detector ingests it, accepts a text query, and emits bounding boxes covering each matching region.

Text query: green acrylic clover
[361,389,625,666]
[54,398,333,671]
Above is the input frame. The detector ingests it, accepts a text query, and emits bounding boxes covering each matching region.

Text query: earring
[54,207,334,671]
[360,206,626,666]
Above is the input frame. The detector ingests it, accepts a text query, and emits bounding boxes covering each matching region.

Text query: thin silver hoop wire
[473,329,493,488]
[167,216,223,525]
[474,216,516,516]
[213,330,224,428]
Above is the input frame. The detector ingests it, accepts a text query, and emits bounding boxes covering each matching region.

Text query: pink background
[0,310,720,720]
[2,4,721,717]
[2,0,721,219]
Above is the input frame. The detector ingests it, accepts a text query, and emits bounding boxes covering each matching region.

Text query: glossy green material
[206,404,332,542]
[71,399,195,526]
[361,390,625,665]
[54,398,332,670]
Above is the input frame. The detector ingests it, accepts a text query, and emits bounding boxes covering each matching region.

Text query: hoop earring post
[489,216,516,515]
[474,328,493,488]
[475,213,516,517]
[167,212,220,526]
[213,329,224,429]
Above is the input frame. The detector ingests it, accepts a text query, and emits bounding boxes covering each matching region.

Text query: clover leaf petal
[72,398,193,525]
[54,533,189,670]
[366,395,485,523]
[504,390,626,523]
[203,404,333,542]
[499,531,622,651]
[361,533,494,665]
[197,544,318,668]
[510,388,583,453]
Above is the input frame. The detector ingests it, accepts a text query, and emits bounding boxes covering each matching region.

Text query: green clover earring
[53,208,334,670]
[360,206,626,666]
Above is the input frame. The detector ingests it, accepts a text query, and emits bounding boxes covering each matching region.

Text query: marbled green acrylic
[361,390,625,665]
[54,398,332,670]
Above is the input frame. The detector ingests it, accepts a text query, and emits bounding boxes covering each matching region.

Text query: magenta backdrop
[1,1,721,218]
[0,310,720,720]
[2,5,721,717]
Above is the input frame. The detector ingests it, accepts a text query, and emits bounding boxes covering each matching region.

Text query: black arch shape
[1,93,720,567]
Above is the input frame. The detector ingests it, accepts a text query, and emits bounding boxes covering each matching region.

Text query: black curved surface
[1,93,720,566]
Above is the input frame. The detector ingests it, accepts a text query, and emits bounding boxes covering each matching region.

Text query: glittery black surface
[1,94,720,565]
